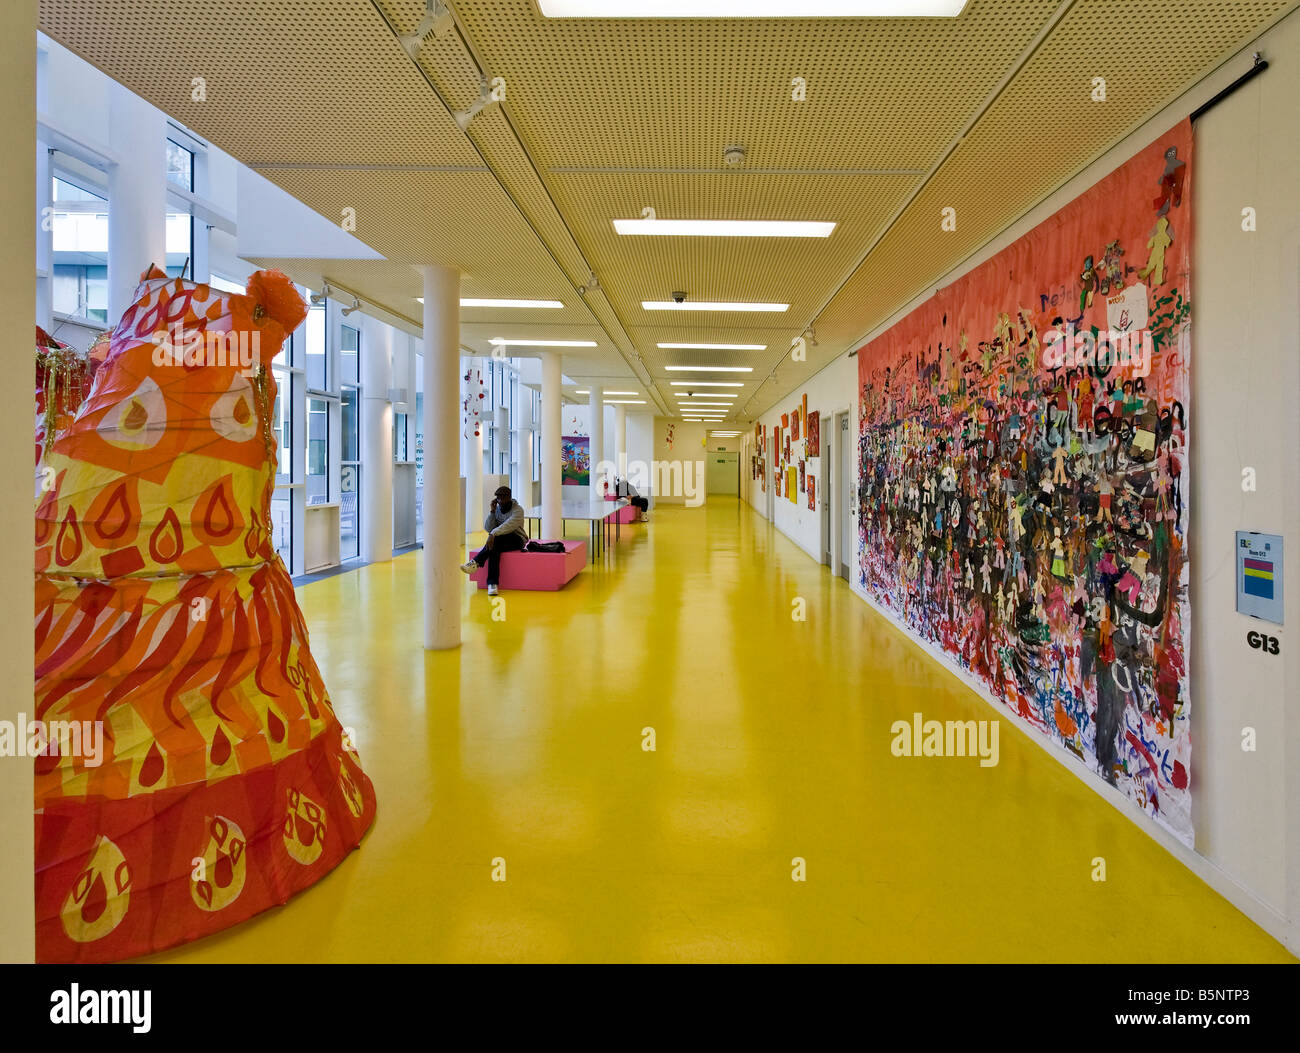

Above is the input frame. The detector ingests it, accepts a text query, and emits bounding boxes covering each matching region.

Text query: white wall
[650,418,740,505]
[745,10,1300,953]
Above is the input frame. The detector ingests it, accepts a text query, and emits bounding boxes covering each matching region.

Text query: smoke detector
[723,144,746,168]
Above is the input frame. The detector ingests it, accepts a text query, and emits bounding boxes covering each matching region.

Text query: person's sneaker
[487,584,498,596]
[459,560,477,574]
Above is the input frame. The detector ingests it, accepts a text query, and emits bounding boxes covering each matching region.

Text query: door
[820,442,832,566]
[837,411,852,581]
[706,450,739,495]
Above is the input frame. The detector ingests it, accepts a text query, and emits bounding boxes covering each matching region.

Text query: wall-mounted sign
[1236,531,1283,624]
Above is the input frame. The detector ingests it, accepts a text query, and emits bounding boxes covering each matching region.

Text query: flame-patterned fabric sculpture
[34,266,377,962]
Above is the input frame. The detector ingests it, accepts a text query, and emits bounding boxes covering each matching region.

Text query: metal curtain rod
[1191,52,1269,122]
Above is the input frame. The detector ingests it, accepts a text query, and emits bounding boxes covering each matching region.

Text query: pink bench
[469,539,587,591]
[612,504,639,525]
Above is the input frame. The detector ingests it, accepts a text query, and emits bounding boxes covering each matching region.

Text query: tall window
[340,384,360,561]
[50,175,108,324]
[166,139,194,191]
[307,397,330,505]
[305,301,327,390]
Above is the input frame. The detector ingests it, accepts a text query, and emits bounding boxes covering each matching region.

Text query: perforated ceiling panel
[40,0,1300,425]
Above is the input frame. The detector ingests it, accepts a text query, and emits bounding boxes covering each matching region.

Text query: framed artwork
[807,411,820,456]
[561,435,589,485]
[808,475,816,511]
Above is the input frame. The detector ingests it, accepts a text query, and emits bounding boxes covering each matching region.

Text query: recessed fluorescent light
[603,390,638,395]
[614,219,835,238]
[488,338,598,347]
[679,403,731,407]
[665,366,753,373]
[574,389,589,395]
[710,431,743,436]
[675,392,738,397]
[604,399,646,404]
[657,342,767,351]
[461,298,564,308]
[422,297,566,308]
[669,381,745,387]
[643,301,788,312]
[541,1,967,14]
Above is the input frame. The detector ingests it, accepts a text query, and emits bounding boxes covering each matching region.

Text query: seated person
[615,476,649,521]
[460,485,528,595]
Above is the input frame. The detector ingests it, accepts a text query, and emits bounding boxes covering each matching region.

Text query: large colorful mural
[855,122,1193,840]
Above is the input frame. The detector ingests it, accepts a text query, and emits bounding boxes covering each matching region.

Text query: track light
[309,284,331,306]
[342,298,362,316]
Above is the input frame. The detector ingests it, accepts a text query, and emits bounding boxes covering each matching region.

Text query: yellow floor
[144,499,1294,963]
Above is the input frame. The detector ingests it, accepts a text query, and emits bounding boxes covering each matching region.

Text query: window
[272,368,292,481]
[305,301,327,390]
[340,324,360,386]
[50,174,108,324]
[166,139,194,191]
[307,397,330,504]
[165,210,193,279]
[394,412,408,462]
[340,386,360,560]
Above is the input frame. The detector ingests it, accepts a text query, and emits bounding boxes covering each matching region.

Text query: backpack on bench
[525,540,567,554]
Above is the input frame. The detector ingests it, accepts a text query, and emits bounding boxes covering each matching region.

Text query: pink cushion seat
[469,539,587,590]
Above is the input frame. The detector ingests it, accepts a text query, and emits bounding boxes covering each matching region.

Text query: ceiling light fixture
[603,390,638,395]
[643,301,788,312]
[665,366,753,373]
[539,0,968,14]
[488,338,598,347]
[657,342,767,351]
[668,381,745,387]
[615,220,834,238]
[459,298,564,309]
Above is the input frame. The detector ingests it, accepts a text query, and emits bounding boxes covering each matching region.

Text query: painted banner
[855,121,1192,840]
[561,435,590,485]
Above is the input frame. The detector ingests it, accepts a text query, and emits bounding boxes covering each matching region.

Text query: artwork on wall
[802,394,808,431]
[561,435,590,485]
[799,459,806,494]
[791,407,801,441]
[854,121,1193,841]
[787,466,798,500]
[808,475,816,511]
[33,268,377,961]
[807,411,820,457]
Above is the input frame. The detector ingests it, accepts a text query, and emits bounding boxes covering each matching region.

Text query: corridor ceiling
[40,0,1297,420]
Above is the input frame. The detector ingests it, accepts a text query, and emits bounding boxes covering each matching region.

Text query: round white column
[614,403,627,481]
[421,264,461,650]
[107,83,166,320]
[588,386,605,501]
[361,320,393,564]
[540,352,562,540]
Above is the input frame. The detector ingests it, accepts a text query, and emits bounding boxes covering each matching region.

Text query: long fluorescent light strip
[488,338,597,347]
[614,219,834,238]
[658,342,767,351]
[604,399,646,404]
[669,381,745,387]
[665,366,753,373]
[643,301,788,312]
[541,1,968,15]
[417,298,564,308]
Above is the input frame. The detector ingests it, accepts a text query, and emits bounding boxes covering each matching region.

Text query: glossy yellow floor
[144,499,1293,962]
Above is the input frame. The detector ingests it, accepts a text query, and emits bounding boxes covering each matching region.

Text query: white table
[524,497,630,555]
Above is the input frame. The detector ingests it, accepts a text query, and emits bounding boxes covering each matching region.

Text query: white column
[107,83,166,320]
[614,404,627,480]
[361,320,393,564]
[588,386,605,500]
[540,352,562,540]
[421,265,461,650]
[465,358,484,530]
[2,1,35,962]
